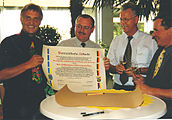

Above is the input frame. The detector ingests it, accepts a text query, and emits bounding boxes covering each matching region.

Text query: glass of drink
[131,60,139,74]
[119,56,126,66]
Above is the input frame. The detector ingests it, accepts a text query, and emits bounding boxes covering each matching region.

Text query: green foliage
[113,22,144,39]
[84,0,160,21]
[113,23,123,38]
[137,23,144,31]
[98,41,109,57]
[36,25,61,46]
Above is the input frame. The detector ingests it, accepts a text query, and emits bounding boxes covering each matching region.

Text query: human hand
[133,75,150,94]
[134,76,158,96]
[124,67,136,77]
[133,74,144,85]
[103,57,110,70]
[26,55,44,69]
[115,64,125,74]
[137,83,156,95]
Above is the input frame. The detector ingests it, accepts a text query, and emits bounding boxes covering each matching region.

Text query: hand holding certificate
[42,45,106,92]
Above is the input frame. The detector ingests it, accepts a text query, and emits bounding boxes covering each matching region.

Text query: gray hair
[121,2,139,16]
[21,3,43,20]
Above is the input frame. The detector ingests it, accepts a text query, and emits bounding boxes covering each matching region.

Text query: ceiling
[0,0,93,7]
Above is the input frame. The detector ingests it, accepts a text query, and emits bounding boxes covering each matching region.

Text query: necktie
[120,36,133,85]
[152,49,165,78]
[30,41,42,84]
[81,42,86,47]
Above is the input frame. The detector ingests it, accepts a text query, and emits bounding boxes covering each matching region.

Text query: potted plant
[36,25,61,46]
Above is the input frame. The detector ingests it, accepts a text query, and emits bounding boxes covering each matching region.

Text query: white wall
[0,7,96,43]
[0,8,72,42]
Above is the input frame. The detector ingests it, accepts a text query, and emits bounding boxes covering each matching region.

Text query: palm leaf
[83,0,160,20]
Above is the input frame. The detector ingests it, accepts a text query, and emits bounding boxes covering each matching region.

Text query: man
[107,2,157,91]
[58,14,101,48]
[58,14,110,70]
[134,14,172,118]
[0,4,48,119]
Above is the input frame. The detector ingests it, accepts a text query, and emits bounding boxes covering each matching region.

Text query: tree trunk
[69,0,84,37]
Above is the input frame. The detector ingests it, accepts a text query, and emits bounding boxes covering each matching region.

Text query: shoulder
[1,34,19,46]
[87,40,101,48]
[0,34,20,58]
[115,33,125,39]
[136,31,157,45]
[87,40,99,45]
[2,34,19,41]
[58,37,76,46]
[166,46,172,55]
[138,31,152,38]
[112,33,125,42]
[110,33,125,46]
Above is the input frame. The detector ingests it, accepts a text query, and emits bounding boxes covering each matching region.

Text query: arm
[124,67,148,77]
[139,83,172,99]
[150,87,172,98]
[134,74,172,99]
[0,55,43,80]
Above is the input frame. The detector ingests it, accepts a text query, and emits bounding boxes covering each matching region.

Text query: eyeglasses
[120,16,136,23]
[76,24,91,30]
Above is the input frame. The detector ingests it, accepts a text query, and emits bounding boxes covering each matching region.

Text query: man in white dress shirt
[58,14,110,70]
[58,14,101,48]
[107,2,158,90]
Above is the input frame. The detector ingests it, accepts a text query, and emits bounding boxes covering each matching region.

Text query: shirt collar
[75,37,90,44]
[124,30,139,40]
[20,30,39,38]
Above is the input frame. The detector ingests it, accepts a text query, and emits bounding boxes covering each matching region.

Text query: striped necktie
[152,49,165,78]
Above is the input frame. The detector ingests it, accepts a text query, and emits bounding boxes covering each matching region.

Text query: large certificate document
[42,45,106,92]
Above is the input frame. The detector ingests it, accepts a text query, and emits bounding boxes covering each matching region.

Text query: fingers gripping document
[42,45,106,92]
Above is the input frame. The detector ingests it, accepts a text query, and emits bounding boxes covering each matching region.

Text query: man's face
[152,19,172,48]
[120,8,138,36]
[20,10,42,36]
[75,17,94,42]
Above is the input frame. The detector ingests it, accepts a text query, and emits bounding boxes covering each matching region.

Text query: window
[0,0,95,43]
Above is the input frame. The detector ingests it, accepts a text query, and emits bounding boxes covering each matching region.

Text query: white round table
[40,95,166,119]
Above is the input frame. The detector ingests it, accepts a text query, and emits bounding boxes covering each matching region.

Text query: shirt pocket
[136,47,149,67]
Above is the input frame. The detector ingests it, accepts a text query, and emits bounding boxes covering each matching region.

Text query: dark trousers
[3,98,52,120]
[113,83,136,91]
[3,107,52,120]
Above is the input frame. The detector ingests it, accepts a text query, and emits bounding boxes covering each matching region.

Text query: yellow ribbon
[153,49,165,78]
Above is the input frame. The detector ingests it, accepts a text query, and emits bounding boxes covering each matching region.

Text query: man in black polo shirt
[134,14,172,118]
[0,3,49,120]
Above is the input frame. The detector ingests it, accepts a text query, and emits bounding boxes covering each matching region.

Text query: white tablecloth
[40,95,166,119]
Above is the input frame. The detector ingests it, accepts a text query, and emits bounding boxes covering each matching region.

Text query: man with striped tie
[107,2,157,91]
